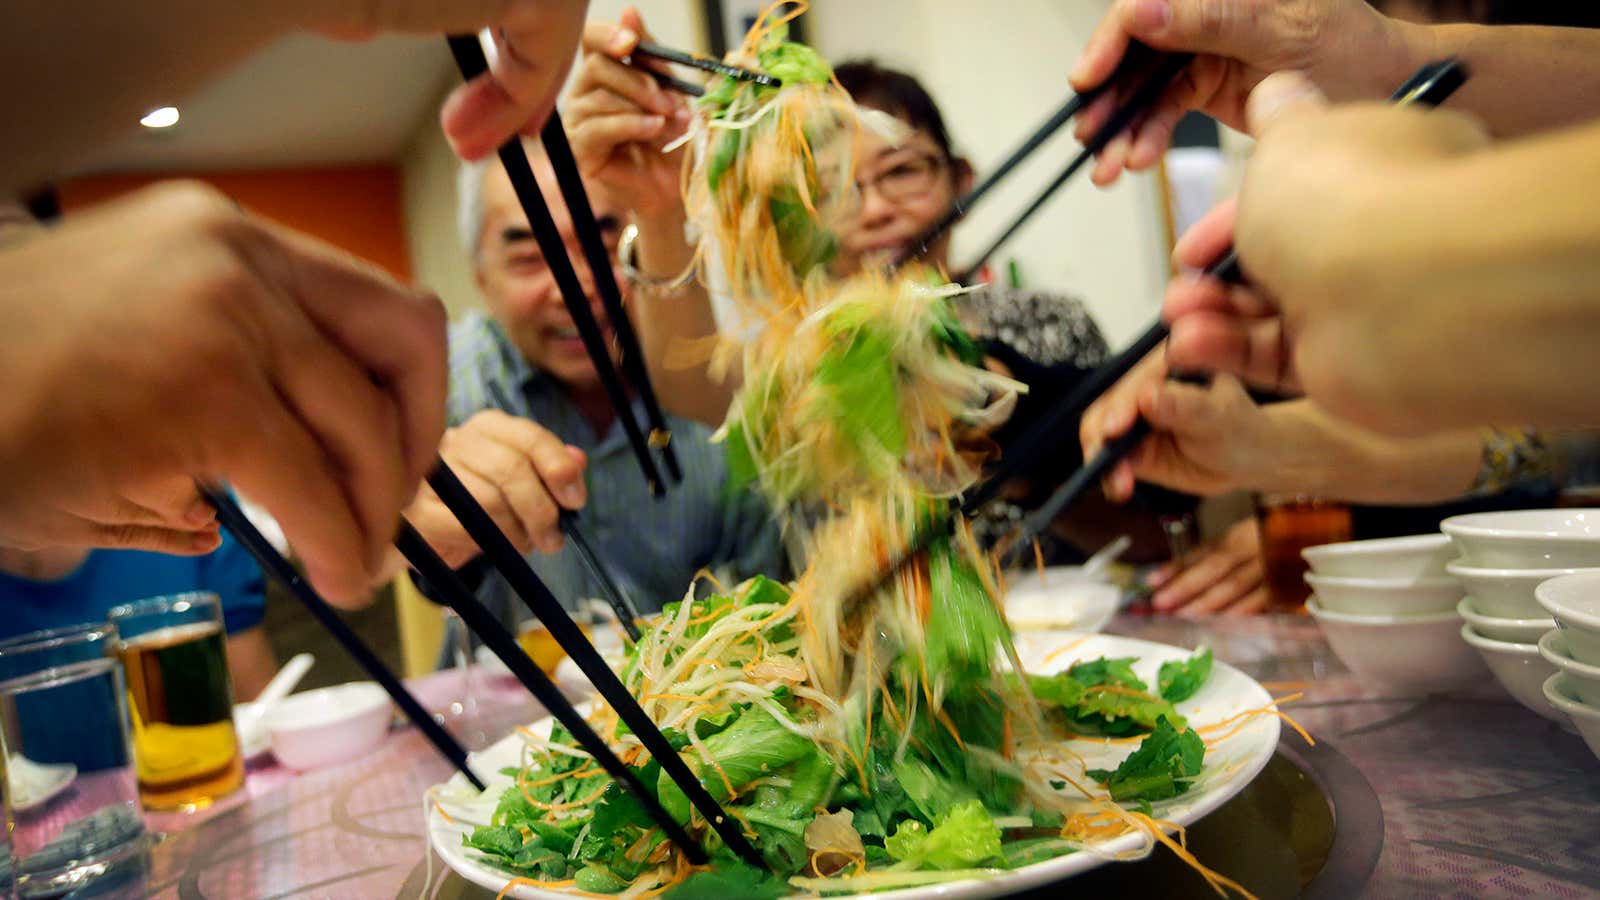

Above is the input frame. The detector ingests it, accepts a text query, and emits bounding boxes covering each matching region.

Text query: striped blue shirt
[442,312,787,637]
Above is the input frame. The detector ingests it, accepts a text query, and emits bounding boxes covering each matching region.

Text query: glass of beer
[1255,494,1354,612]
[108,593,243,812]
[0,624,148,897]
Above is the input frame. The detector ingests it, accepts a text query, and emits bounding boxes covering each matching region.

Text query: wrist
[1315,8,1428,103]
[629,210,695,281]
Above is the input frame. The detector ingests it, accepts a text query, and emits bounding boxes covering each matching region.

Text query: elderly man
[401,140,785,634]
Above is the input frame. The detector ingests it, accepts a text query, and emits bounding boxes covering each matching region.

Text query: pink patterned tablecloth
[120,617,1600,899]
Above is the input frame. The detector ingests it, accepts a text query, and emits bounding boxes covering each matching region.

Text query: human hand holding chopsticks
[1166,72,1496,433]
[568,9,693,215]
[0,182,447,604]
[398,410,588,568]
[1068,0,1405,185]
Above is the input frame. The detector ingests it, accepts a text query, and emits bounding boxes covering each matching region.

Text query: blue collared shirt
[443,312,787,636]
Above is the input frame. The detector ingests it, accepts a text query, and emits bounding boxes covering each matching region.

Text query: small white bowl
[1301,534,1455,579]
[1307,600,1486,691]
[1534,572,1600,665]
[1442,510,1600,569]
[263,682,392,771]
[1538,630,1600,708]
[1542,673,1600,762]
[1460,625,1564,723]
[1445,562,1599,619]
[1455,597,1556,644]
[1304,573,1460,616]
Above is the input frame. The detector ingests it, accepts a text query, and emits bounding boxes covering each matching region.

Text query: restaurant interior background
[39,0,1214,684]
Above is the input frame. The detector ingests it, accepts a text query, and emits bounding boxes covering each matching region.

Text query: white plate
[7,754,77,813]
[1003,567,1121,633]
[426,632,1281,900]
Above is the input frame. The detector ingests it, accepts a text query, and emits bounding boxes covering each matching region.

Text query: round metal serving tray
[1015,736,1382,899]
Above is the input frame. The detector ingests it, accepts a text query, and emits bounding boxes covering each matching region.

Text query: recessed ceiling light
[140,107,180,129]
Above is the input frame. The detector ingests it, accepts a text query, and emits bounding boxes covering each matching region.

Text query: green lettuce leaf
[883,800,1002,870]
[1086,715,1206,802]
[1068,657,1147,692]
[1158,648,1213,703]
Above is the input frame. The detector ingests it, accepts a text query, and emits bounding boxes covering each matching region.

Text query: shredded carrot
[433,801,454,824]
[1042,637,1094,667]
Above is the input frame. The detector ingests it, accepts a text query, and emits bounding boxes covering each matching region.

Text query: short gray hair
[456,136,548,264]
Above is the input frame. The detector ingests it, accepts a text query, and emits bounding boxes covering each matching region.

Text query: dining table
[111,612,1600,900]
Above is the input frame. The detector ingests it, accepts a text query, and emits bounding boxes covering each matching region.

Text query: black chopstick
[394,521,699,860]
[640,66,706,98]
[955,52,1194,281]
[540,113,684,485]
[632,40,780,88]
[1006,59,1469,552]
[481,380,644,642]
[424,460,767,868]
[898,42,1172,264]
[200,487,487,792]
[447,35,667,497]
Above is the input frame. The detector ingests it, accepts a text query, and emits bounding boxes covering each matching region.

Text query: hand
[1164,73,1490,421]
[403,410,587,569]
[0,182,447,605]
[567,8,693,219]
[1068,0,1402,185]
[314,0,592,162]
[1081,344,1278,502]
[1144,518,1268,616]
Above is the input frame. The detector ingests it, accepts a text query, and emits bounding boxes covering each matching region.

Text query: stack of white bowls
[1442,510,1600,734]
[1302,534,1486,690]
[1536,572,1600,759]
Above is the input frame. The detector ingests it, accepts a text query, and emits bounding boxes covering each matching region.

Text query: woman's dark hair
[834,60,957,160]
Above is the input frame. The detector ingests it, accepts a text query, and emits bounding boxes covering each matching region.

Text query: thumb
[1246,71,1328,137]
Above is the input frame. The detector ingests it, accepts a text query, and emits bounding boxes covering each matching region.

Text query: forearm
[1390,21,1600,137]
[630,209,739,426]
[1254,402,1479,505]
[1295,122,1600,434]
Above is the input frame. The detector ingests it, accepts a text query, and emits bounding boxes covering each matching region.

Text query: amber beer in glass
[109,593,243,811]
[1256,494,1354,611]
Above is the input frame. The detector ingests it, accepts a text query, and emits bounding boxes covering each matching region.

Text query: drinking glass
[107,593,242,812]
[0,624,147,898]
[1255,494,1353,611]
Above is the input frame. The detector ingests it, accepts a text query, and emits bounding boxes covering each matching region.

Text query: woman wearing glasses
[566,12,1194,570]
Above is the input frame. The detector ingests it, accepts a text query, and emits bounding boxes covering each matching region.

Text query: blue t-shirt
[0,532,267,640]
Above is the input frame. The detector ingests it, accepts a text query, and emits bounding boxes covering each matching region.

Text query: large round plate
[427,631,1281,899]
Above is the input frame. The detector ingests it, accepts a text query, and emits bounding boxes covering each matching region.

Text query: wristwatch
[617,223,692,292]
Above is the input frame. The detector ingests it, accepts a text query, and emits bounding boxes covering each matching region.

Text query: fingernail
[647,114,667,129]
[558,485,584,508]
[611,27,638,55]
[185,498,217,526]
[1133,0,1171,32]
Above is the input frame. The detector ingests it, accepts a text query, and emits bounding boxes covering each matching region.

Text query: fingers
[257,222,448,491]
[573,52,682,118]
[1168,311,1299,394]
[1182,569,1268,616]
[82,519,222,556]
[442,73,541,163]
[1151,545,1247,612]
[1245,71,1328,137]
[1172,196,1238,271]
[568,108,672,169]
[470,410,588,509]
[1068,0,1137,92]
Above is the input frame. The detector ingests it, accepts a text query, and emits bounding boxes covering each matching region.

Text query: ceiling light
[140,107,180,129]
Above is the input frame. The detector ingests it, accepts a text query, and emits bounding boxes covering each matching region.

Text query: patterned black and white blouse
[959,285,1110,563]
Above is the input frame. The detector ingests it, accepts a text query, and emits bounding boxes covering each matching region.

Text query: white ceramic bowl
[1455,597,1556,644]
[1304,573,1460,616]
[1460,625,1564,723]
[1538,630,1600,708]
[1307,600,1486,691]
[1542,673,1600,762]
[1442,509,1600,569]
[1445,561,1598,619]
[1534,571,1600,665]
[1301,533,1455,579]
[263,682,392,771]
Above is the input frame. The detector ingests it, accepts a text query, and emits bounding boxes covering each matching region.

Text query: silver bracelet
[618,223,694,292]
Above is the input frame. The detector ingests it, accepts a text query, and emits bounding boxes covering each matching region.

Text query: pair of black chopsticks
[446,37,681,496]
[625,40,781,98]
[837,58,1468,611]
